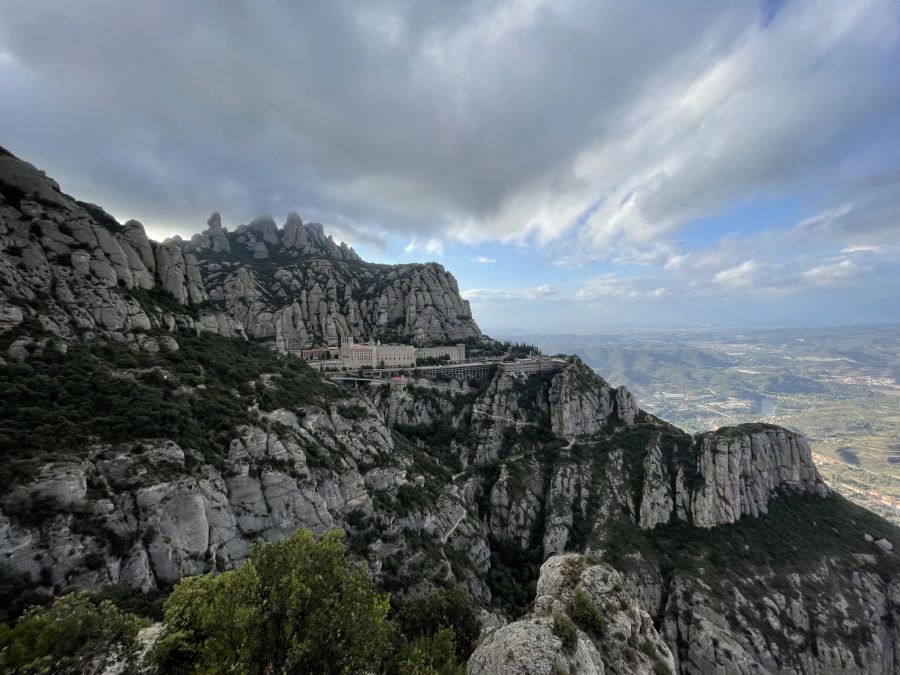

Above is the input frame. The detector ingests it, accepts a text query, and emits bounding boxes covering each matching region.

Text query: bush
[391,628,466,675]
[569,588,606,639]
[395,586,482,661]
[93,585,166,621]
[640,638,657,657]
[552,613,578,654]
[0,563,51,624]
[0,591,145,674]
[151,529,392,674]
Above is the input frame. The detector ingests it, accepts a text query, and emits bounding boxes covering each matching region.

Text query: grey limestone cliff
[0,147,480,363]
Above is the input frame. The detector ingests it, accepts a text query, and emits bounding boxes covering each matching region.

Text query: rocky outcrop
[119,220,156,290]
[469,554,675,675]
[639,439,674,529]
[0,148,480,359]
[198,252,480,348]
[187,212,231,254]
[0,152,165,344]
[685,426,829,528]
[281,211,308,249]
[468,616,605,675]
[662,560,900,674]
[1,350,896,672]
[549,359,639,437]
[152,243,206,306]
[0,404,423,591]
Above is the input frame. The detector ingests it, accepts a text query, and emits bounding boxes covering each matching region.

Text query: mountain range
[1,147,899,674]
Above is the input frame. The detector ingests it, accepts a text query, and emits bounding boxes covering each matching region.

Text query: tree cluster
[0,529,482,674]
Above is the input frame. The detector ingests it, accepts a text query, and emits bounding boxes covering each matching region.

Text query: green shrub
[92,585,166,621]
[561,556,587,588]
[395,586,482,661]
[151,529,392,674]
[552,613,578,654]
[0,563,51,624]
[654,658,673,674]
[0,335,335,492]
[337,404,368,420]
[0,591,145,674]
[391,627,466,675]
[569,588,606,639]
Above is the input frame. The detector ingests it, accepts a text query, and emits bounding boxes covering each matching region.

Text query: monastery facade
[298,337,465,369]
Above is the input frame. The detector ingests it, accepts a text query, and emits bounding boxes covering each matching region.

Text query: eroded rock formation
[0,147,479,360]
[1,146,898,673]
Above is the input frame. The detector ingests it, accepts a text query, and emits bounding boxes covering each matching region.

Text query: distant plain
[504,324,900,524]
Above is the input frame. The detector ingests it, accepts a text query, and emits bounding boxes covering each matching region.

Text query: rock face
[0,405,399,591]
[662,560,900,675]
[0,148,246,352]
[0,147,480,360]
[688,426,829,528]
[468,616,605,675]
[470,554,675,675]
[191,208,479,346]
[198,243,480,348]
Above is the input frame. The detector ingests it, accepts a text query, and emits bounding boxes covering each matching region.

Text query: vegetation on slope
[0,592,146,674]
[0,530,478,674]
[0,333,336,488]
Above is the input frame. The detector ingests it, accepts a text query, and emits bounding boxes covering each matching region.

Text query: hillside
[1,148,900,674]
[518,327,900,526]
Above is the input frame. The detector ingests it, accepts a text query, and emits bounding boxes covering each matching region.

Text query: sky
[1,0,898,333]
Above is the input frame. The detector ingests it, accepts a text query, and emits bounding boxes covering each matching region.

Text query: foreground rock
[469,554,675,674]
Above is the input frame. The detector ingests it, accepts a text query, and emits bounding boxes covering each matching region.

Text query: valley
[512,325,900,523]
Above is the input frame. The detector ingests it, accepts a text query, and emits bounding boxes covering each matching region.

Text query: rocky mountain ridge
[0,146,479,360]
[1,147,898,673]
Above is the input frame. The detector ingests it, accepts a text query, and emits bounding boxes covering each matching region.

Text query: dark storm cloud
[0,0,898,257]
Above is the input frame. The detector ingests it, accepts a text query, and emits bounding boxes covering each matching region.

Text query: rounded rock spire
[207,212,222,230]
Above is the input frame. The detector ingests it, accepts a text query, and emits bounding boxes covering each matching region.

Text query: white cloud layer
[0,0,897,253]
[575,275,667,301]
[462,284,555,302]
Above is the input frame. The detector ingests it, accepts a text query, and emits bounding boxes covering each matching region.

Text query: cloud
[575,274,667,301]
[404,239,444,256]
[0,0,896,256]
[712,260,762,288]
[801,258,859,285]
[841,244,881,254]
[0,0,897,326]
[663,253,689,271]
[462,284,555,302]
[792,203,855,236]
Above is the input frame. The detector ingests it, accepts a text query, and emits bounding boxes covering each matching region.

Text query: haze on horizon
[1,0,898,331]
